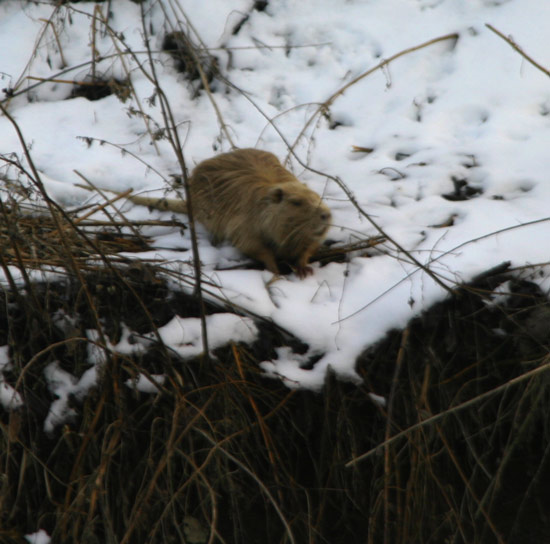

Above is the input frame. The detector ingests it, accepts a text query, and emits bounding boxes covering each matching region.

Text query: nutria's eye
[269,187,285,203]
[291,200,302,207]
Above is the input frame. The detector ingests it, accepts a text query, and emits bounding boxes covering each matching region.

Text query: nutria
[100,148,332,278]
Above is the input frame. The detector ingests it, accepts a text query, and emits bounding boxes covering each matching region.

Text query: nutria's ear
[267,186,285,203]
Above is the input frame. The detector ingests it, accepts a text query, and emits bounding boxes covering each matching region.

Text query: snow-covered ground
[1,0,549,399]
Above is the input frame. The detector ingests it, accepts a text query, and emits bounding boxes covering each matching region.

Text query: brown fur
[125,148,331,277]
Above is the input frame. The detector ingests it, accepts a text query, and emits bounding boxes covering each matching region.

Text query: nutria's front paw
[294,265,313,279]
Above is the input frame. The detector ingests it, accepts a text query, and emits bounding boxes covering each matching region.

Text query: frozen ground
[1,0,549,398]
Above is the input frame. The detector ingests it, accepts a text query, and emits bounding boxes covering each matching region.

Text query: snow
[0,345,23,410]
[24,530,51,544]
[1,0,549,399]
[39,314,257,431]
[43,361,79,433]
[0,345,9,371]
[0,378,23,411]
[125,373,166,394]
[142,313,258,359]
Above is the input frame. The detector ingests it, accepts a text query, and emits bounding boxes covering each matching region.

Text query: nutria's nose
[320,211,331,222]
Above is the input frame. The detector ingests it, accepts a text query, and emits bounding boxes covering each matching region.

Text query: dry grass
[0,199,153,272]
[355,270,550,544]
[1,226,549,544]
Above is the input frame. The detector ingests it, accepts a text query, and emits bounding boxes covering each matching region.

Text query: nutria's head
[261,182,331,252]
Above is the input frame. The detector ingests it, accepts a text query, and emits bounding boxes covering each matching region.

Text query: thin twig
[136,2,210,359]
[93,9,161,155]
[287,32,459,156]
[39,18,67,67]
[346,355,550,467]
[384,327,409,544]
[72,186,134,225]
[160,1,236,148]
[196,428,297,544]
[485,23,550,78]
